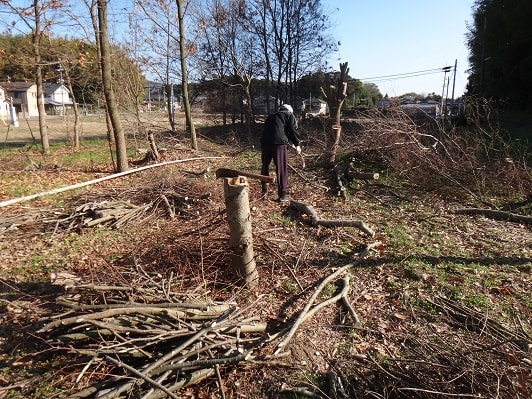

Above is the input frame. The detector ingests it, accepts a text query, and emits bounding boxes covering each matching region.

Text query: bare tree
[60,61,82,148]
[32,1,50,153]
[195,0,258,135]
[47,38,87,148]
[82,0,116,162]
[247,0,336,105]
[195,0,236,126]
[322,62,348,166]
[134,0,194,137]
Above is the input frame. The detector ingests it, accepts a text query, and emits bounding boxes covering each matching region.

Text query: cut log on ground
[289,200,375,237]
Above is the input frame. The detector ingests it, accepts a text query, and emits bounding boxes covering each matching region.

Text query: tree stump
[223,177,258,289]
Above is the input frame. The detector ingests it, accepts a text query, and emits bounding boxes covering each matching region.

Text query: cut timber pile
[63,201,152,229]
[41,294,266,399]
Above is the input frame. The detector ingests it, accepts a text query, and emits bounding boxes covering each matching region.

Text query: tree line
[2,0,526,168]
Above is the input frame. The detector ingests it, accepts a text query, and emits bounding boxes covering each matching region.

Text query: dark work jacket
[260,110,301,147]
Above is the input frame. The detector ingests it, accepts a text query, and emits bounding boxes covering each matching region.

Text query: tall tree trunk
[242,76,253,138]
[89,0,115,165]
[176,0,197,150]
[97,0,128,172]
[32,1,50,155]
[165,18,176,131]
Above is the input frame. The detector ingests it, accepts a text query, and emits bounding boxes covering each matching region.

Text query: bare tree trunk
[164,18,176,132]
[32,2,50,155]
[88,0,114,159]
[176,0,197,150]
[242,76,253,138]
[223,177,258,289]
[97,0,128,172]
[323,62,349,166]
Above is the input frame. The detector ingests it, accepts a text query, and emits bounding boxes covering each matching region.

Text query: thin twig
[104,355,180,399]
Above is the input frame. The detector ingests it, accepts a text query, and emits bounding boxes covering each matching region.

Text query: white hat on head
[279,104,293,113]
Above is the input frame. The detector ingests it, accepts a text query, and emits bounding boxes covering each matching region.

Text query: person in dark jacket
[260,103,301,202]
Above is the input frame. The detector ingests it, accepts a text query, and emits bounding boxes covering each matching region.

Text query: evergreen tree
[466,0,532,110]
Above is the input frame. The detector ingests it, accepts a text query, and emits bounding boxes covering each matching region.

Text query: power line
[366,70,443,83]
[354,66,452,84]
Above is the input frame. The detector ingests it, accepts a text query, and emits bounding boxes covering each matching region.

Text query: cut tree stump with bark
[223,176,259,289]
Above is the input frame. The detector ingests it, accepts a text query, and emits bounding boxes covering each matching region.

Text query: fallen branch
[0,156,225,208]
[280,383,323,399]
[429,296,531,351]
[334,159,380,198]
[104,355,180,399]
[275,242,381,353]
[264,241,305,292]
[455,208,532,224]
[289,200,375,236]
[275,267,351,353]
[39,304,234,333]
[288,164,330,192]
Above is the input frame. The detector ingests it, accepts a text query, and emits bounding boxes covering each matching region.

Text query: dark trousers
[261,144,288,195]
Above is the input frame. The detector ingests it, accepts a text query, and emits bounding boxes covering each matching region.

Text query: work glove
[296,145,302,155]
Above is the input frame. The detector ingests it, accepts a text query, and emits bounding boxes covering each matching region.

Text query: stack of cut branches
[56,192,213,230]
[57,201,152,230]
[39,293,268,399]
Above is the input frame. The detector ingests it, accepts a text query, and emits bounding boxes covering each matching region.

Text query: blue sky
[325,0,475,97]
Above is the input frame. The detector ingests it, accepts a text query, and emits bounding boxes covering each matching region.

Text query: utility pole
[441,66,451,117]
[450,59,457,116]
[57,64,65,118]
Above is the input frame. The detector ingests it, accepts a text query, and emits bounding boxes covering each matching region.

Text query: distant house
[144,81,166,102]
[0,81,39,117]
[303,98,328,117]
[43,83,73,115]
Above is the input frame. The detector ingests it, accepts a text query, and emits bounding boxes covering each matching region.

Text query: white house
[303,98,328,117]
[43,83,73,115]
[0,81,39,118]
